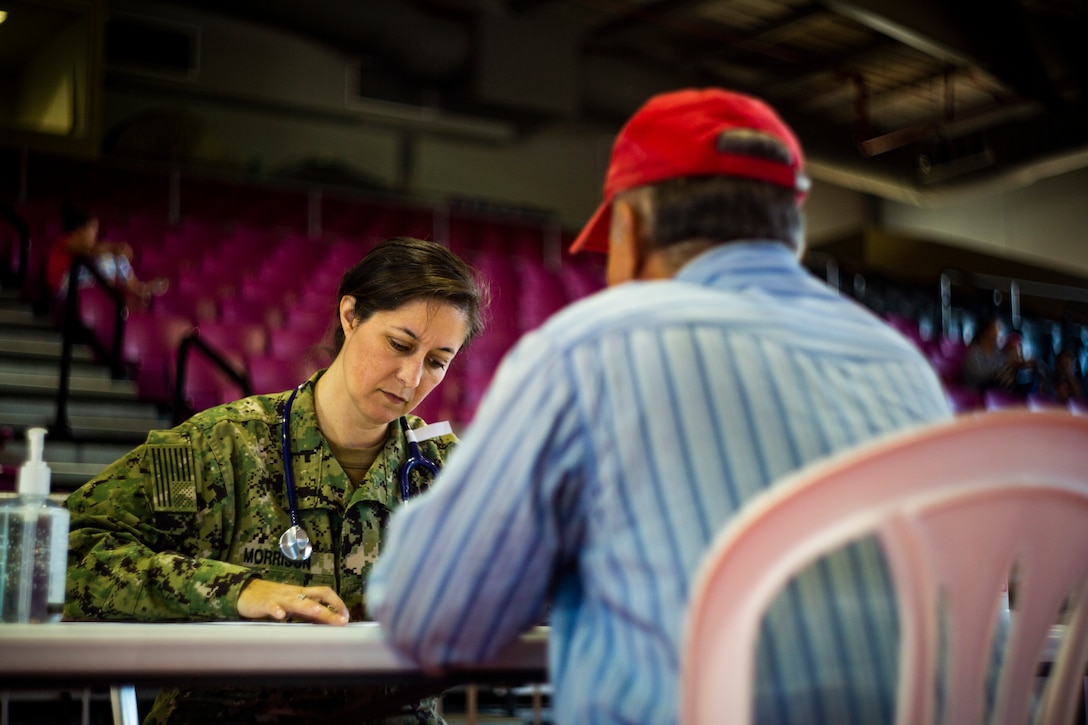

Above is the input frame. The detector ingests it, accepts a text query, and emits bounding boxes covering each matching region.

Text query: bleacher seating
[7,155,1085,433]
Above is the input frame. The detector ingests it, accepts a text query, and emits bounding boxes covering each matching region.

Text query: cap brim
[568,201,611,254]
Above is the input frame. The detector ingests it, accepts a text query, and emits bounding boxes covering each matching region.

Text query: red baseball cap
[569,88,809,254]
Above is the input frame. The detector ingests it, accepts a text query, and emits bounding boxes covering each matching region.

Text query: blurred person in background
[1001,332,1049,397]
[1053,344,1084,403]
[46,201,168,309]
[961,314,1014,393]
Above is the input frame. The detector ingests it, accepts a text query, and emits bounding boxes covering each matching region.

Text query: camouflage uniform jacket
[64,370,456,723]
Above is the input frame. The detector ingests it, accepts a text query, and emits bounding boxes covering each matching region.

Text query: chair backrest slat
[681,410,1088,725]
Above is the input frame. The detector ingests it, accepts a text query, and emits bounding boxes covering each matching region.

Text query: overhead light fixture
[0,11,8,24]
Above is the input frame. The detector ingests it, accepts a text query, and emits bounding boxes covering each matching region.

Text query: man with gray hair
[369,87,952,724]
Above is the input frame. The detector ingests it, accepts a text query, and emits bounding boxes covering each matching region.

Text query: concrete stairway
[0,287,171,493]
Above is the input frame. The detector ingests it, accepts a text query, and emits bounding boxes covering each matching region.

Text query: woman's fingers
[291,586,350,625]
[237,579,350,625]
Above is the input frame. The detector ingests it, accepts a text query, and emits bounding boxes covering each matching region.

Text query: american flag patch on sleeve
[147,444,200,512]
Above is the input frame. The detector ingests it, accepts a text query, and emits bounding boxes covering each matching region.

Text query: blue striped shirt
[368,242,952,724]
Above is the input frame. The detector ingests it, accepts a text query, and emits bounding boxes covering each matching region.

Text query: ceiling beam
[589,0,710,39]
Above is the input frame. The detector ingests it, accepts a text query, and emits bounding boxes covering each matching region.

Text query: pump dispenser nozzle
[17,427,51,497]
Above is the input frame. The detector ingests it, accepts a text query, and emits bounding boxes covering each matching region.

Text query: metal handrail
[52,257,129,440]
[172,330,253,425]
[0,202,30,289]
[940,268,1088,337]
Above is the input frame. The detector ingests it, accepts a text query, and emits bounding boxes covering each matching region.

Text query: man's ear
[606,199,643,286]
[338,295,357,335]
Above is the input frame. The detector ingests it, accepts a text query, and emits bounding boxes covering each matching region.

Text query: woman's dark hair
[331,237,487,355]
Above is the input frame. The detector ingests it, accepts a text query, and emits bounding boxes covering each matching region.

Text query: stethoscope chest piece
[279,524,312,562]
[279,383,313,562]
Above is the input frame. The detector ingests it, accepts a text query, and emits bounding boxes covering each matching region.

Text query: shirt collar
[674,241,825,298]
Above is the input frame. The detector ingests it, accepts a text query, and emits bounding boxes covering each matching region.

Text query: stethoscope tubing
[398,416,440,501]
[281,383,305,530]
[278,381,440,561]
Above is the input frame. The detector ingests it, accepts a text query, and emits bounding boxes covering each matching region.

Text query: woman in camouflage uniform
[64,237,486,724]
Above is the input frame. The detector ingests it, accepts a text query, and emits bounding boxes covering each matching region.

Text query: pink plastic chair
[682,410,1088,725]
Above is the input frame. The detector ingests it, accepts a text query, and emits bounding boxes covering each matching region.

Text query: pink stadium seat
[123,309,193,405]
[293,284,337,316]
[927,353,963,385]
[281,309,331,342]
[450,370,491,426]
[516,256,568,333]
[220,295,284,329]
[472,253,520,361]
[196,320,269,360]
[181,351,248,412]
[173,268,235,301]
[410,384,448,426]
[938,336,968,365]
[558,261,606,301]
[75,285,125,357]
[124,212,170,249]
[134,245,179,284]
[154,290,219,323]
[246,355,304,395]
[268,324,329,361]
[239,266,300,302]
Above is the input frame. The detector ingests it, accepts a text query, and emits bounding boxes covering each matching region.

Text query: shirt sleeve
[64,425,258,621]
[368,329,590,668]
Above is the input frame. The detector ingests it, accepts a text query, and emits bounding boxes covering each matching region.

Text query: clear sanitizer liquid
[0,427,69,623]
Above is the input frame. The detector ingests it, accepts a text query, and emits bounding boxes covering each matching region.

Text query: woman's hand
[237,578,350,625]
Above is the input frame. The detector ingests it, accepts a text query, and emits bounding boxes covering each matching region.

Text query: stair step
[0,409,165,439]
[0,329,97,363]
[0,370,139,399]
[0,462,111,492]
[0,306,41,327]
[2,438,144,492]
[4,438,139,466]
[0,356,113,380]
[71,410,168,435]
[0,289,170,490]
[1,394,164,422]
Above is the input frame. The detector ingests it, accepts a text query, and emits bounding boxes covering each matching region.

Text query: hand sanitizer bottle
[0,427,70,622]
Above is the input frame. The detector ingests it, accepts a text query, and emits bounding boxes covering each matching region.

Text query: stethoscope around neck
[278,382,441,562]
